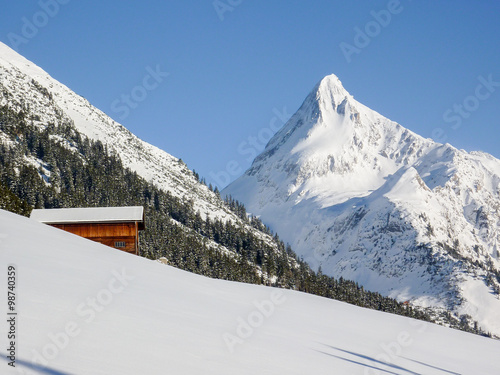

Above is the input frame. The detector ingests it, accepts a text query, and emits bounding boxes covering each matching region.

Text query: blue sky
[2,1,499,188]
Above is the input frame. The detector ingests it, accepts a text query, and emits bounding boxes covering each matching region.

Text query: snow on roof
[30,206,144,225]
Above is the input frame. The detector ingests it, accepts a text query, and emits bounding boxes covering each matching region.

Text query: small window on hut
[114,241,126,248]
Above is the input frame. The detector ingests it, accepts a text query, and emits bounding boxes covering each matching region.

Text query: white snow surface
[0,41,279,250]
[0,41,300,303]
[1,209,499,375]
[224,74,500,336]
[30,206,144,224]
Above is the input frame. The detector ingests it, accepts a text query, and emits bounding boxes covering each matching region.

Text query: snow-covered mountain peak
[224,73,500,336]
[315,73,351,107]
[245,73,439,210]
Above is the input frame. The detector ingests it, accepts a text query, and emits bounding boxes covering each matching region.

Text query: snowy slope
[224,74,500,336]
[0,41,305,295]
[1,209,499,375]
[0,41,234,224]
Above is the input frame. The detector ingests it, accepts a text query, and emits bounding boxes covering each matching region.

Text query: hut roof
[30,206,144,229]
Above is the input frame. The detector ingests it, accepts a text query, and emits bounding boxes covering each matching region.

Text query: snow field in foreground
[0,209,499,374]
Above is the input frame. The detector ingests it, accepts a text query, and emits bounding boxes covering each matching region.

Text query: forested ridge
[0,103,490,336]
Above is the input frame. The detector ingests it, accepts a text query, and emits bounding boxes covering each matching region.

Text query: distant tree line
[0,103,491,337]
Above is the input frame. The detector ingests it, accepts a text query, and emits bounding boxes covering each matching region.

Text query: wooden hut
[30,206,145,255]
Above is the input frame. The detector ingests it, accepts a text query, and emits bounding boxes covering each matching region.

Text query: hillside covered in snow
[1,209,499,375]
[0,40,296,286]
[224,74,500,336]
[0,41,241,224]
[0,41,464,331]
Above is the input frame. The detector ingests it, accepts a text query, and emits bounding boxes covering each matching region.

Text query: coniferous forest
[0,104,490,336]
